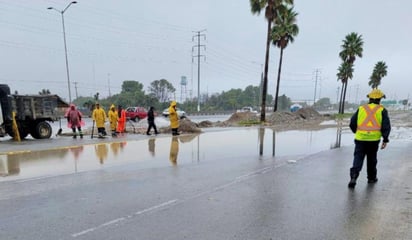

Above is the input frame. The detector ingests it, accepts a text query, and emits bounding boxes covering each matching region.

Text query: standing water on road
[0,127,354,182]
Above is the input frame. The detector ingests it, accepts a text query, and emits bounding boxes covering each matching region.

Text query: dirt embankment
[173,108,412,134]
[83,108,410,135]
[178,108,332,133]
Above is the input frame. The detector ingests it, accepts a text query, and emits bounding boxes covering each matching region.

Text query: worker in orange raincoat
[168,100,179,135]
[117,105,126,134]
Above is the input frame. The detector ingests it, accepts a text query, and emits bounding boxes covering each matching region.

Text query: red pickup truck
[125,107,148,121]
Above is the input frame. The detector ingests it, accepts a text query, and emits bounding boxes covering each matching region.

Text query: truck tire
[32,121,52,139]
[6,125,28,139]
[18,129,29,139]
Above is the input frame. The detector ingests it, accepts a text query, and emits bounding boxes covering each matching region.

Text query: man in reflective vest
[347,89,391,188]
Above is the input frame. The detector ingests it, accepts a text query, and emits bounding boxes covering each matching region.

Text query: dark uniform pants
[350,140,380,180]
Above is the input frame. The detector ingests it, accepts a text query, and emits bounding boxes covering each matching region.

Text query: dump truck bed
[11,94,68,121]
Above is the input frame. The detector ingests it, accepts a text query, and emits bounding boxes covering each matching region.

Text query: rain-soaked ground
[0,125,354,182]
[2,112,412,183]
[2,115,412,239]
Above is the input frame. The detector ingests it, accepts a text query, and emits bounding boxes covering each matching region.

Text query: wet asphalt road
[0,128,412,239]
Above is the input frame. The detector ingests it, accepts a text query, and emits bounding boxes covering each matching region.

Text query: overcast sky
[1,0,411,103]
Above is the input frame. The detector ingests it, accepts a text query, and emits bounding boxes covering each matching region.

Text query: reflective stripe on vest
[357,104,381,131]
[355,104,383,141]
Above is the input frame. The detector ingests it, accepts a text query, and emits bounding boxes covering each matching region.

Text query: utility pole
[192,29,206,112]
[336,86,340,106]
[73,81,78,99]
[47,1,77,103]
[313,69,321,106]
[318,77,323,100]
[108,73,111,98]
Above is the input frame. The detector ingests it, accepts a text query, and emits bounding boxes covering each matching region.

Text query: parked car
[236,106,258,114]
[125,107,148,121]
[162,108,187,119]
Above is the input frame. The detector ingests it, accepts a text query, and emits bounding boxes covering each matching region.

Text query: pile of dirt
[219,107,330,130]
[159,118,202,134]
[146,108,328,134]
[267,107,323,124]
[197,120,214,128]
[226,112,259,122]
[266,111,301,124]
[221,112,260,127]
[179,119,202,133]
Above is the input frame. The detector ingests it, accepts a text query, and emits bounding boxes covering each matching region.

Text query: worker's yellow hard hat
[367,89,386,99]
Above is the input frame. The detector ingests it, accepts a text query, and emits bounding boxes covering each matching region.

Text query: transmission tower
[192,29,206,112]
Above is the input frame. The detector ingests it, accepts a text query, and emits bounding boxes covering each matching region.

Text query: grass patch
[332,113,352,120]
[238,119,261,126]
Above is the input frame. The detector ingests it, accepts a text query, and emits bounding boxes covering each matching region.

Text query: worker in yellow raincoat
[108,104,118,137]
[169,136,179,166]
[92,103,107,138]
[95,143,108,164]
[168,100,179,135]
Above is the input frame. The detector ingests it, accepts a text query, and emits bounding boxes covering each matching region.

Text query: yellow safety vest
[355,104,383,141]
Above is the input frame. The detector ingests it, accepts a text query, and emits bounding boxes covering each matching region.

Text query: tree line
[43,0,395,116]
[72,80,281,114]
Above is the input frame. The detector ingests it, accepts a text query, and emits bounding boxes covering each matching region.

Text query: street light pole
[251,61,264,111]
[48,1,77,103]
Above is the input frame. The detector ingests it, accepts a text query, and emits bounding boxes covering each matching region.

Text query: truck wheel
[18,129,29,139]
[32,122,52,139]
[6,125,28,139]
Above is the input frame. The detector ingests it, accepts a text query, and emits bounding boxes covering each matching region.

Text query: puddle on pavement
[0,127,353,182]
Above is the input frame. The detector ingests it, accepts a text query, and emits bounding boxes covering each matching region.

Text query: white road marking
[71,199,178,238]
[71,163,287,238]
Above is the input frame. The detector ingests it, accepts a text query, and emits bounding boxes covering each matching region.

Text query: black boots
[348,178,357,188]
[348,170,359,189]
[172,128,180,136]
[348,177,378,188]
[368,178,378,184]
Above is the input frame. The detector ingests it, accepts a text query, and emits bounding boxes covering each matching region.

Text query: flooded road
[0,127,354,182]
[1,123,412,240]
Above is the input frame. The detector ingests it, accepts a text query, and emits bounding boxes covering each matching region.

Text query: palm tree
[271,6,298,112]
[337,32,363,114]
[339,32,364,64]
[250,0,293,122]
[368,61,388,89]
[337,61,354,112]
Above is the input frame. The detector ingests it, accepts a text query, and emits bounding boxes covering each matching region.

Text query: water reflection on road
[0,127,354,182]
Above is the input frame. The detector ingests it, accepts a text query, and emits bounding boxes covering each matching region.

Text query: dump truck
[0,84,68,140]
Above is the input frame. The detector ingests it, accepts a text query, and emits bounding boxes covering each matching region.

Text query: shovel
[91,120,95,139]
